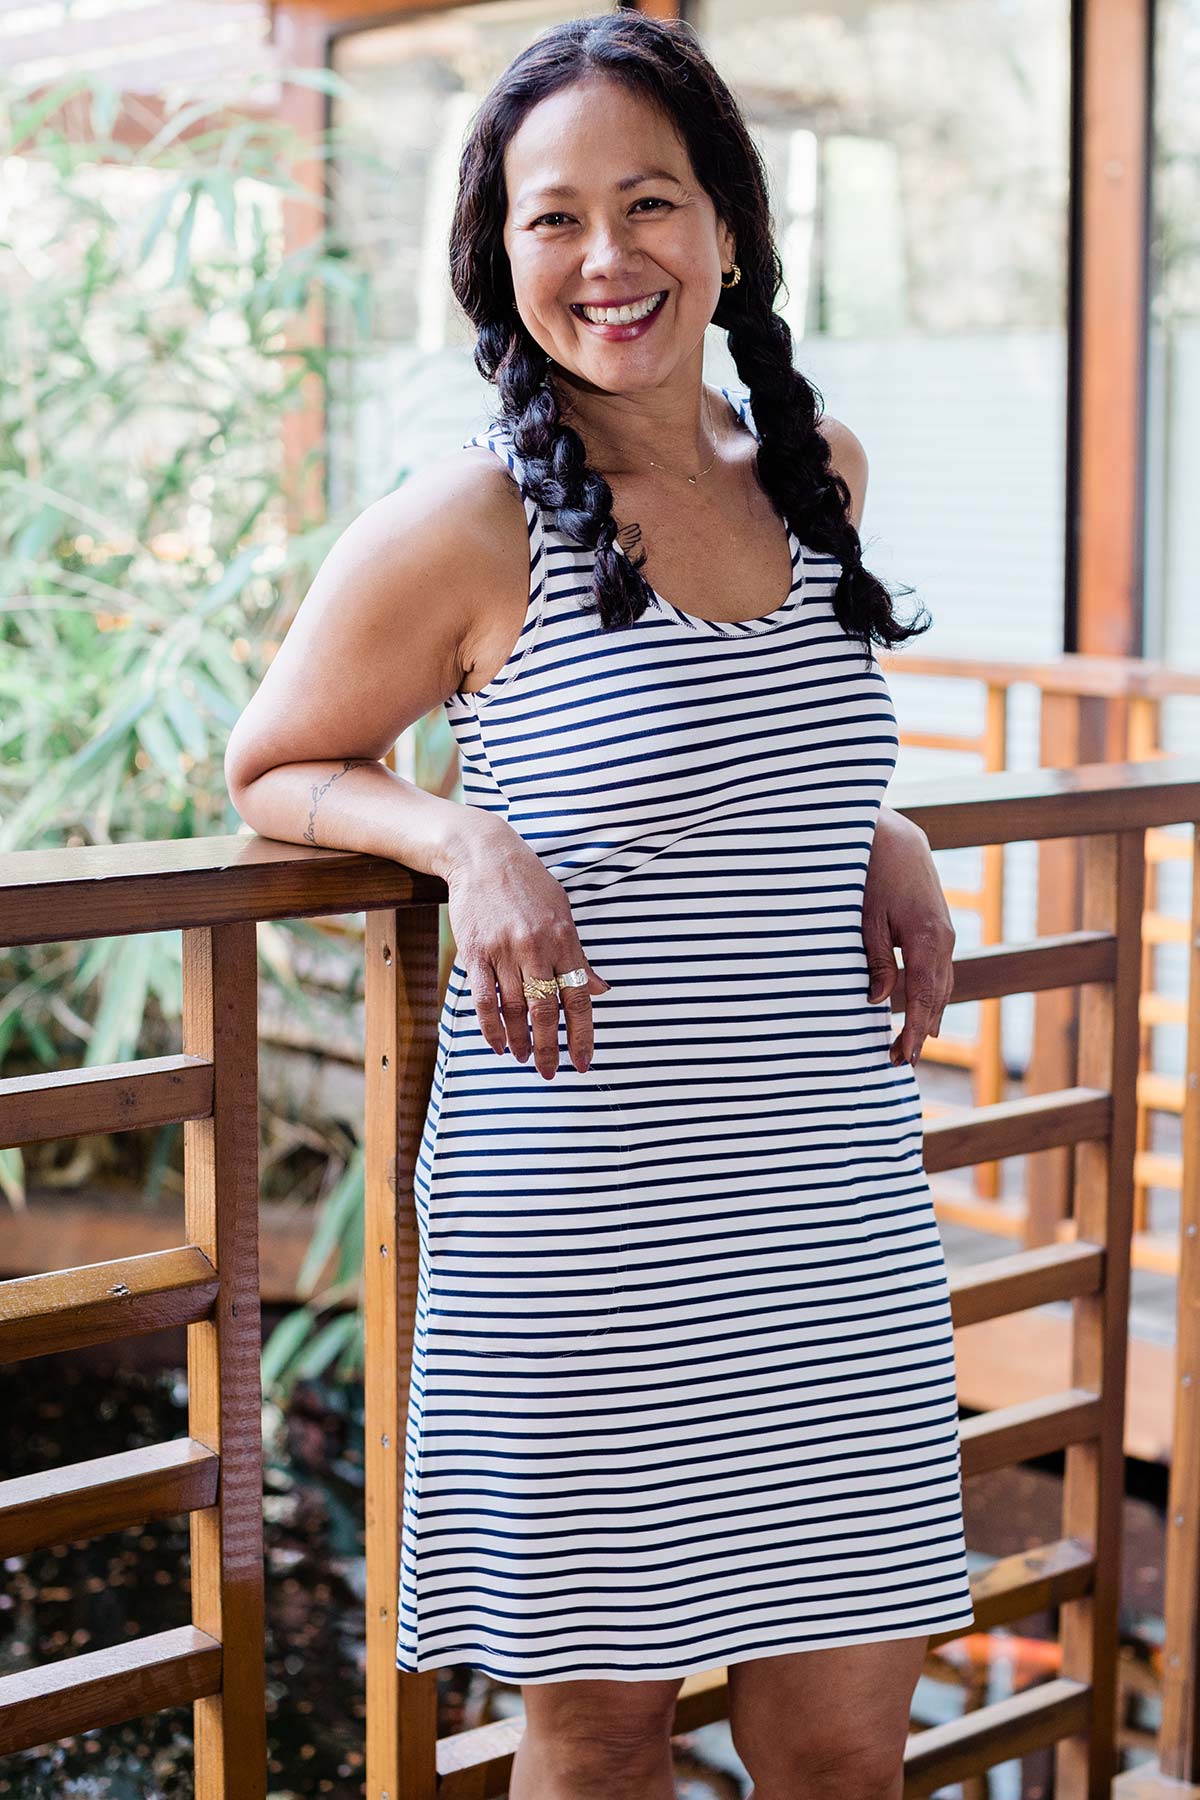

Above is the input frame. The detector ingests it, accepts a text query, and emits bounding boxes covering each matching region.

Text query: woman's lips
[569,290,669,338]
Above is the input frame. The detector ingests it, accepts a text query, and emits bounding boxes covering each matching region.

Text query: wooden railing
[2,758,1200,1797]
[879,650,1200,1281]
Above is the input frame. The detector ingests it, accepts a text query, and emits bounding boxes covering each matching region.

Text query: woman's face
[502,75,734,396]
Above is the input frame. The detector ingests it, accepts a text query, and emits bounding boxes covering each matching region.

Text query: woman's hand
[862,806,955,1067]
[445,816,610,1081]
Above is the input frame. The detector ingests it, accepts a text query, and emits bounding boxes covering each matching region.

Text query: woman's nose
[579,224,639,276]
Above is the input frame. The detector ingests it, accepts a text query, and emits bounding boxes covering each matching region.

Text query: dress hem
[395,1606,978,1686]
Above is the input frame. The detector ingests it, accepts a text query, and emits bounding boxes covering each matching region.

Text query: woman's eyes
[531,198,673,228]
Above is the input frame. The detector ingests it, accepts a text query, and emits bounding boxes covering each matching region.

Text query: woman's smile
[568,288,669,337]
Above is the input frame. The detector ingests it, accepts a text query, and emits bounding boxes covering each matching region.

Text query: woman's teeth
[576,291,667,324]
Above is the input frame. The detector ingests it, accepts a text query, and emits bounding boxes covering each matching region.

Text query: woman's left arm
[863,805,955,1066]
[816,418,954,1062]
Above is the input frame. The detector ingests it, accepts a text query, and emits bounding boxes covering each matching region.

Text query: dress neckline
[612,384,808,636]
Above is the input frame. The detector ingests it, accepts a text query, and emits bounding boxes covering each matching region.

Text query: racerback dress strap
[454,420,551,715]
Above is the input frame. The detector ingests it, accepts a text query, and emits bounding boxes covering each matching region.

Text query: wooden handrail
[1,756,1199,943]
[1,753,1198,1796]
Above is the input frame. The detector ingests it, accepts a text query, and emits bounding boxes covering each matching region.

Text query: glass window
[328,0,612,510]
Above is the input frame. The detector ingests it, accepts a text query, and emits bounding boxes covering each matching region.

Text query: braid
[723,297,929,666]
[478,316,656,632]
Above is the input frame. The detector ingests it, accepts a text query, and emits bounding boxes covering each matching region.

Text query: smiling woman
[432,1,969,1769]
[225,12,971,1800]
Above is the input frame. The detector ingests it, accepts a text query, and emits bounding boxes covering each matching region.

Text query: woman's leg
[727,1635,930,1800]
[508,1674,685,1800]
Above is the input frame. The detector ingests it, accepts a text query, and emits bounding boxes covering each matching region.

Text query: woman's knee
[733,1724,904,1799]
[520,1676,680,1776]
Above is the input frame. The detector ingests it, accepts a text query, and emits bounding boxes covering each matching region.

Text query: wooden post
[364,905,442,1800]
[1156,830,1200,1780]
[182,922,267,1798]
[1054,830,1144,1798]
[1068,0,1152,664]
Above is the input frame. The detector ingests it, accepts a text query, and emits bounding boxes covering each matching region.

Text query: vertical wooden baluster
[1130,696,1161,1243]
[1056,828,1143,1798]
[976,680,1009,1203]
[365,905,441,1800]
[182,922,266,1798]
[1158,822,1200,1781]
[1027,690,1110,1248]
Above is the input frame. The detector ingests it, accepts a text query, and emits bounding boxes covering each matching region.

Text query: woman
[225,12,972,1797]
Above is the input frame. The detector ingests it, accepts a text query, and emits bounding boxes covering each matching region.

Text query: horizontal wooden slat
[960,1389,1102,1477]
[0,1625,221,1756]
[932,1190,1026,1237]
[1055,1216,1180,1278]
[1139,996,1188,1031]
[939,884,984,907]
[901,733,985,754]
[930,1538,1095,1646]
[1143,911,1190,945]
[1145,825,1194,860]
[879,650,1200,699]
[0,832,446,947]
[890,928,1118,1020]
[0,1247,218,1361]
[0,760,1197,947]
[924,1087,1112,1173]
[902,1676,1092,1796]
[1137,1067,1186,1106]
[0,1054,213,1148]
[948,1240,1103,1328]
[1133,1149,1183,1189]
[914,1033,978,1069]
[0,1188,328,1306]
[940,931,1117,1005]
[0,1438,218,1557]
[1112,1758,1200,1797]
[894,756,1200,849]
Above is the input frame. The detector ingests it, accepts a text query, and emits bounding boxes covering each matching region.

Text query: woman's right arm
[223,453,608,1078]
[223,454,521,883]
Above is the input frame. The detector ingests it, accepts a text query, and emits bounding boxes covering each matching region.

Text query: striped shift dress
[395,384,977,1684]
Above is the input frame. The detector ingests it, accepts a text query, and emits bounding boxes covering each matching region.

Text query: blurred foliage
[0,69,451,1389]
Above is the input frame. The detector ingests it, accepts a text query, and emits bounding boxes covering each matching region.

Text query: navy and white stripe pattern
[396,385,976,1684]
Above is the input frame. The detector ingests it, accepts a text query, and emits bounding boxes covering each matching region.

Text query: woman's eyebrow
[517,169,685,204]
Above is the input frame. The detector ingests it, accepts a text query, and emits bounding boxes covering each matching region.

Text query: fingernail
[911,1048,920,1065]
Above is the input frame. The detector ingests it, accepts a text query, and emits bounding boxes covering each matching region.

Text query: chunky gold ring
[522,976,560,1001]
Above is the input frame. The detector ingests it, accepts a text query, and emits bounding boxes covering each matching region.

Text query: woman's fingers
[891,929,955,1065]
[468,959,507,1056]
[526,978,563,1080]
[497,968,533,1061]
[559,972,595,1073]
[491,948,606,1079]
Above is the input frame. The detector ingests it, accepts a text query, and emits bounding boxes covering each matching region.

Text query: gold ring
[522,976,560,1001]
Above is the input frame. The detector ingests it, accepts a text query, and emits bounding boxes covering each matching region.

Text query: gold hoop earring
[720,262,741,289]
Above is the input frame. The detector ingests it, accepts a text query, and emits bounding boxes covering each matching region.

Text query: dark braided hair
[449,11,930,658]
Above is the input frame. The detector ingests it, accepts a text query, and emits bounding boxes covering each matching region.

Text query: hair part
[449,11,930,657]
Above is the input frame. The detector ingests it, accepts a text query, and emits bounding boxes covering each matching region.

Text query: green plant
[0,69,454,1389]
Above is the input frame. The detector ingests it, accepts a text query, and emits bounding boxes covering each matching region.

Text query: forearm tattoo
[304,758,372,844]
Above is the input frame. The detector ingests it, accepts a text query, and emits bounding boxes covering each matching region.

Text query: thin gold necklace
[644,391,718,485]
